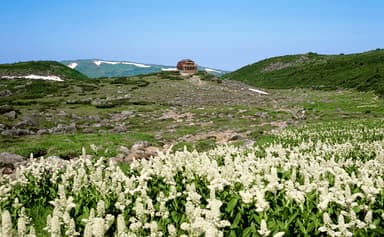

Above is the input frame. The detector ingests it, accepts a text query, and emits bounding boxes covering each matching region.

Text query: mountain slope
[224,49,384,96]
[0,61,89,81]
[61,59,227,78]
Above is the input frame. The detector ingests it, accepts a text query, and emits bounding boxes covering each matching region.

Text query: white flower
[105,214,115,231]
[17,215,27,236]
[117,214,127,235]
[239,190,253,204]
[335,214,353,236]
[96,200,105,217]
[323,212,332,225]
[364,210,373,224]
[255,190,270,212]
[273,232,285,237]
[12,197,23,209]
[144,221,158,234]
[318,226,328,232]
[83,221,93,237]
[50,215,61,237]
[29,226,37,237]
[129,221,142,232]
[258,219,271,236]
[1,210,13,236]
[180,222,190,231]
[92,218,106,237]
[65,218,79,236]
[167,224,177,237]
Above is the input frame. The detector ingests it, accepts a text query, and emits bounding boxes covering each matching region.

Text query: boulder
[111,111,133,121]
[0,152,25,166]
[112,124,127,133]
[57,111,67,116]
[154,133,163,140]
[118,146,130,154]
[229,134,243,141]
[121,110,133,116]
[71,114,82,120]
[241,139,255,148]
[0,152,26,174]
[254,112,269,119]
[52,123,77,134]
[131,141,151,151]
[82,127,95,134]
[126,146,159,160]
[88,115,101,122]
[37,129,49,135]
[1,128,31,136]
[0,90,12,97]
[3,111,16,120]
[15,116,38,128]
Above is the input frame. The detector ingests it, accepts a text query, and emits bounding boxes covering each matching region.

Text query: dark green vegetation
[225,49,384,96]
[0,61,88,80]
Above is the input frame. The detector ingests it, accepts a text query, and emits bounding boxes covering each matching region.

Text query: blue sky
[1,0,383,70]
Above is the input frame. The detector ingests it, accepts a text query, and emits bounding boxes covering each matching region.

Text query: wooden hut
[177,59,198,75]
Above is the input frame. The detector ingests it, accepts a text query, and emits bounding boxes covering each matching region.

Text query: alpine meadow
[1,1,384,237]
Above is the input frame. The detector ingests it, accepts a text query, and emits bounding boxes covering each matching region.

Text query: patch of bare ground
[158,110,193,122]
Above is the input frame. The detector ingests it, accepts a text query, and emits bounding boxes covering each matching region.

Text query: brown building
[177,59,198,75]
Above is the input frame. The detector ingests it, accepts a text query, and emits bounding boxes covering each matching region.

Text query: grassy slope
[0,61,89,80]
[224,49,384,96]
[1,70,383,158]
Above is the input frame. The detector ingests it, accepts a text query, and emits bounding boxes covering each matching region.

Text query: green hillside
[0,61,89,80]
[224,49,384,96]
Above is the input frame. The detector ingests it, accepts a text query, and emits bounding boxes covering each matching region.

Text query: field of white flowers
[1,119,383,236]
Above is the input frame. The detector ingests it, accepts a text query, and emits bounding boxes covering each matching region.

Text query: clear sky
[1,0,383,70]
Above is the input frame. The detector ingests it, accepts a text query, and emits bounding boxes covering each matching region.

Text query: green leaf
[232,212,242,229]
[229,230,238,237]
[171,211,180,223]
[225,197,239,213]
[296,220,308,236]
[250,222,257,234]
[285,212,298,228]
[242,226,253,237]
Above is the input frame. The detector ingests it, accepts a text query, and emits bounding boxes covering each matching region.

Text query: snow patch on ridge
[249,88,269,95]
[1,74,63,82]
[204,68,222,73]
[67,62,78,69]
[121,62,151,68]
[93,60,118,66]
[93,60,151,68]
[161,67,178,71]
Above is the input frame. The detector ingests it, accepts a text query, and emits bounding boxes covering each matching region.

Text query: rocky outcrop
[1,128,31,136]
[0,152,27,175]
[110,111,133,122]
[113,141,160,162]
[15,116,38,128]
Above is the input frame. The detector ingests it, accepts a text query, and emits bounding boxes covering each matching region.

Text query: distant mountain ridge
[61,59,228,78]
[224,49,384,96]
